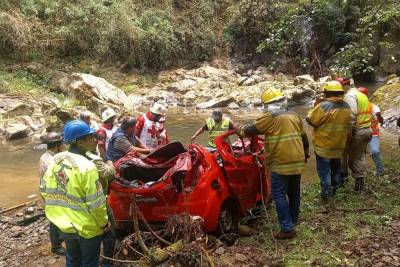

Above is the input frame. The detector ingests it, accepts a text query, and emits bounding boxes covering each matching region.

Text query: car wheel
[217,199,239,245]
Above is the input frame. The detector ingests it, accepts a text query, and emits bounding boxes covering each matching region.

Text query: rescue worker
[38,132,66,255]
[306,81,351,202]
[358,87,385,176]
[338,78,373,191]
[97,108,118,161]
[40,120,108,266]
[79,111,92,126]
[135,102,169,149]
[106,116,153,162]
[238,89,309,239]
[191,109,237,150]
[86,149,116,267]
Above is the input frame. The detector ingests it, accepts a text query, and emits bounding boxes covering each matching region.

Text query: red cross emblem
[147,125,158,139]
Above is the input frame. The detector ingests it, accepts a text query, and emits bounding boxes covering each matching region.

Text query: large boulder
[196,97,234,109]
[285,85,317,105]
[381,108,400,129]
[188,66,238,82]
[4,123,30,140]
[67,73,133,113]
[293,74,315,85]
[167,79,197,93]
[0,97,35,117]
[48,71,69,94]
[372,77,400,111]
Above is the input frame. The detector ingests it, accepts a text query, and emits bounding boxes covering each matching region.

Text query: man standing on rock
[191,109,237,150]
[40,120,108,266]
[237,89,309,239]
[135,102,169,149]
[338,78,372,191]
[306,81,351,203]
[38,132,66,256]
[358,87,385,176]
[97,108,118,161]
[107,116,153,162]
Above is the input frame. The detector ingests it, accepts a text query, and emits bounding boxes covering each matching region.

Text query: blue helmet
[63,120,96,144]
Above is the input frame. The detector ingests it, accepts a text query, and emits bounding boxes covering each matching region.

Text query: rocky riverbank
[0,63,329,143]
[1,62,400,143]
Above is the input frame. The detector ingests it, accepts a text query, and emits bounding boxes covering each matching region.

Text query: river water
[1,81,398,208]
[1,104,398,208]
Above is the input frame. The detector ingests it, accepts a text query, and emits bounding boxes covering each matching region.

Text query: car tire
[217,199,239,245]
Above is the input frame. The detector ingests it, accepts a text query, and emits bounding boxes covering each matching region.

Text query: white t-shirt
[372,104,380,120]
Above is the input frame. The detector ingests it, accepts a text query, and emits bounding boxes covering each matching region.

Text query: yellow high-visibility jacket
[255,110,306,175]
[307,97,351,158]
[40,151,108,239]
[206,117,230,148]
[344,89,371,129]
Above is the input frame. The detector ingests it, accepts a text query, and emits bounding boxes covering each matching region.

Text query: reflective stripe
[41,187,105,204]
[45,199,85,211]
[41,188,85,203]
[271,161,305,173]
[85,189,105,202]
[318,124,348,132]
[87,196,106,210]
[267,133,302,143]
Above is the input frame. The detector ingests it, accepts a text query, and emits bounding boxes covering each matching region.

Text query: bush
[0,11,36,55]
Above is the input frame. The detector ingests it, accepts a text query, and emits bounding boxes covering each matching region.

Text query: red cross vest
[100,125,118,151]
[139,114,168,149]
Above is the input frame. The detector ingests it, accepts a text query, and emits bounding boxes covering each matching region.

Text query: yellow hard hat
[322,81,343,92]
[261,88,285,104]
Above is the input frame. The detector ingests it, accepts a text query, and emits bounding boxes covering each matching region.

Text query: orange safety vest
[369,103,380,136]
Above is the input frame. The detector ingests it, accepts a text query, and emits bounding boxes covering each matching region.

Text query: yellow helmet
[261,88,285,104]
[322,81,343,92]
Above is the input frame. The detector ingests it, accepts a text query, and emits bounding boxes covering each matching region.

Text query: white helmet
[150,103,167,116]
[101,108,116,123]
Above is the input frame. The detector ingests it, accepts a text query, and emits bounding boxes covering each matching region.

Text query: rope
[254,153,279,257]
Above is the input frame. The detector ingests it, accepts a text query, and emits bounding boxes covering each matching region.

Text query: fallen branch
[100,254,141,264]
[0,200,37,215]
[131,195,150,256]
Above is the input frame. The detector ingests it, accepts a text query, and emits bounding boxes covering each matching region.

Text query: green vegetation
[238,151,400,265]
[1,0,399,76]
[0,69,46,95]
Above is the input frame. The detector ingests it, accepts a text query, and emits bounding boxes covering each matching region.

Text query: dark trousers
[271,172,301,232]
[49,222,63,249]
[101,203,116,267]
[316,154,342,197]
[63,233,102,267]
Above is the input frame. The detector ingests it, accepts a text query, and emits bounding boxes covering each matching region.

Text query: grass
[0,69,45,95]
[237,150,400,266]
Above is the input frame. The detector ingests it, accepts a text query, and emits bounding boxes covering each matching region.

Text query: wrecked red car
[108,130,271,241]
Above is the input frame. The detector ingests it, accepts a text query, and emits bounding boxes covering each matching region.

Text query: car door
[214,130,260,212]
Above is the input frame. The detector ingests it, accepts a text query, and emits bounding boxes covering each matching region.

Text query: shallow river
[1,102,398,208]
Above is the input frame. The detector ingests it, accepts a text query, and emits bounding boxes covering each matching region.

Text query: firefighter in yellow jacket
[40,120,108,266]
[238,89,309,239]
[306,81,351,202]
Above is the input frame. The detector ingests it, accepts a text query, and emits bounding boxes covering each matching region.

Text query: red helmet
[336,77,351,86]
[358,87,369,96]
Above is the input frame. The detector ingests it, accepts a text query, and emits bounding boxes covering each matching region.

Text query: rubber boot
[354,177,364,192]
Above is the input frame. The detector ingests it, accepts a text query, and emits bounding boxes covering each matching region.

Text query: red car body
[108,131,271,236]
